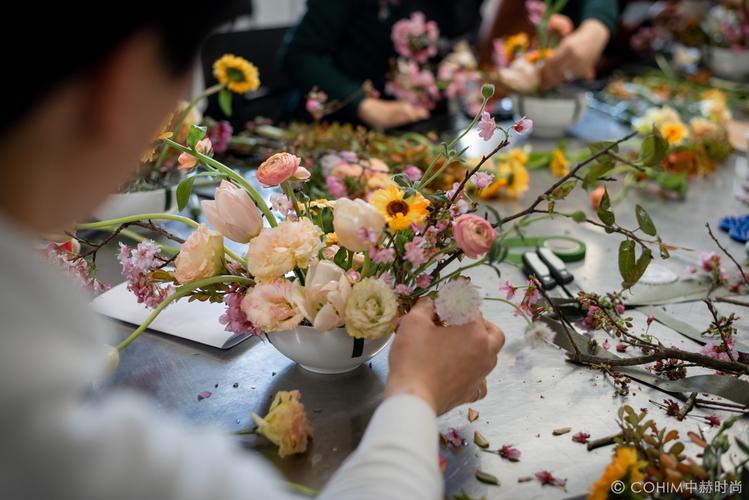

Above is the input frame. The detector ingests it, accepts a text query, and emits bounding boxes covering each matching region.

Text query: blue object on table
[718,214,749,242]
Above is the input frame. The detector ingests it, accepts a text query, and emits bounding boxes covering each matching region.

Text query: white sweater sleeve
[319,394,443,500]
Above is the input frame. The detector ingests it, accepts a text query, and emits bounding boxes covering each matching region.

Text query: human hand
[540,19,610,91]
[384,298,505,415]
[357,97,430,129]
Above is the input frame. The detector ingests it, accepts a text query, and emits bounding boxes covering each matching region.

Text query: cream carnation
[241,279,303,332]
[434,277,481,326]
[344,277,398,339]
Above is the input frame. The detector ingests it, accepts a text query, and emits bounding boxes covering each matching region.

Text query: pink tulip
[201,180,263,243]
[453,213,496,259]
[257,152,308,186]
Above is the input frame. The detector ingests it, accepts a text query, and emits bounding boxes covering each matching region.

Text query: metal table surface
[93,109,749,499]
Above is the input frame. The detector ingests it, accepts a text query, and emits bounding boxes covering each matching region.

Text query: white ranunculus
[333,198,386,252]
[293,260,351,331]
[344,277,398,339]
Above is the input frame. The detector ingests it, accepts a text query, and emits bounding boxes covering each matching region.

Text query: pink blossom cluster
[391,12,439,63]
[117,241,173,308]
[305,87,328,121]
[207,120,233,153]
[42,242,110,295]
[385,58,440,110]
[218,284,260,336]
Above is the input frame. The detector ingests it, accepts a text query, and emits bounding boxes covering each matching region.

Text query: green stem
[77,213,246,266]
[429,257,487,289]
[116,275,253,351]
[283,181,302,218]
[164,138,278,227]
[152,84,224,171]
[484,297,532,326]
[285,481,319,497]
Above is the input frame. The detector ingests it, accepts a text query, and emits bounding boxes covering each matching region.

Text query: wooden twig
[586,433,622,451]
[715,297,749,308]
[501,131,638,225]
[704,299,737,363]
[677,392,698,421]
[706,222,749,287]
[566,347,749,375]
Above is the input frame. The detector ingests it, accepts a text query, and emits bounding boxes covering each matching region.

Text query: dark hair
[3,1,250,131]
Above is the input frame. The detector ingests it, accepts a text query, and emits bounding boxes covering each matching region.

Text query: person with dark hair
[478,0,619,89]
[279,0,485,129]
[0,4,505,500]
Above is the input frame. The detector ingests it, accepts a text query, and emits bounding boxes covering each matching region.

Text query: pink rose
[241,279,303,332]
[453,213,496,259]
[201,180,263,243]
[174,224,224,284]
[256,152,307,186]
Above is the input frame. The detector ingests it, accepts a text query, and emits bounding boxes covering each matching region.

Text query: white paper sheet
[91,282,251,349]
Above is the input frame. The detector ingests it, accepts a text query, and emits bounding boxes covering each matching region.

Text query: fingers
[483,319,505,355]
[409,297,435,319]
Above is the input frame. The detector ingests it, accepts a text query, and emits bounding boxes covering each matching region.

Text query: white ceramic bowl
[511,92,587,138]
[707,46,749,81]
[266,326,392,374]
[94,186,179,221]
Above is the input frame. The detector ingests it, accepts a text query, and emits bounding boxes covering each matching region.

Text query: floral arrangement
[72,86,673,361]
[702,2,749,50]
[491,0,573,95]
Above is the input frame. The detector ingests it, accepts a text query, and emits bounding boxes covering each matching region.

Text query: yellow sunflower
[550,148,569,177]
[660,120,688,145]
[505,33,529,59]
[589,447,647,500]
[508,147,530,166]
[369,185,429,232]
[213,54,260,94]
[478,158,529,200]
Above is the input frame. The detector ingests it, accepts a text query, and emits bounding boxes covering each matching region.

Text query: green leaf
[218,88,233,116]
[475,470,500,486]
[639,128,668,167]
[176,175,197,211]
[570,210,586,223]
[659,241,670,259]
[589,140,618,156]
[635,205,657,236]
[583,160,614,188]
[655,171,687,195]
[187,125,207,149]
[333,247,348,269]
[596,188,615,226]
[618,240,636,286]
[487,238,507,264]
[550,179,577,200]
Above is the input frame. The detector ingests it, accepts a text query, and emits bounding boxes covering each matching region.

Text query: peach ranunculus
[332,198,387,252]
[331,162,363,179]
[453,213,496,259]
[251,390,313,458]
[240,279,303,332]
[246,218,323,281]
[256,152,310,186]
[178,138,213,171]
[292,260,351,331]
[498,58,541,94]
[174,224,225,284]
[201,180,263,243]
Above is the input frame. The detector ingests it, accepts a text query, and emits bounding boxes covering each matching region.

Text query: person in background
[0,3,505,500]
[478,0,619,90]
[279,0,485,129]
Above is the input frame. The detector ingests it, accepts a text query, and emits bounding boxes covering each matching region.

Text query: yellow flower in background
[502,160,530,199]
[369,185,429,232]
[589,447,646,500]
[213,54,260,94]
[550,148,569,177]
[660,120,688,145]
[689,117,720,140]
[478,146,530,200]
[508,147,530,167]
[252,390,313,458]
[505,32,529,59]
[700,88,726,105]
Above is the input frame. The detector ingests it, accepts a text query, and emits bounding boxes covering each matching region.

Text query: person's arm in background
[279,0,428,129]
[540,0,619,89]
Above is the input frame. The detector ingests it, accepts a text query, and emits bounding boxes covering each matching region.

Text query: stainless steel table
[93,110,749,499]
